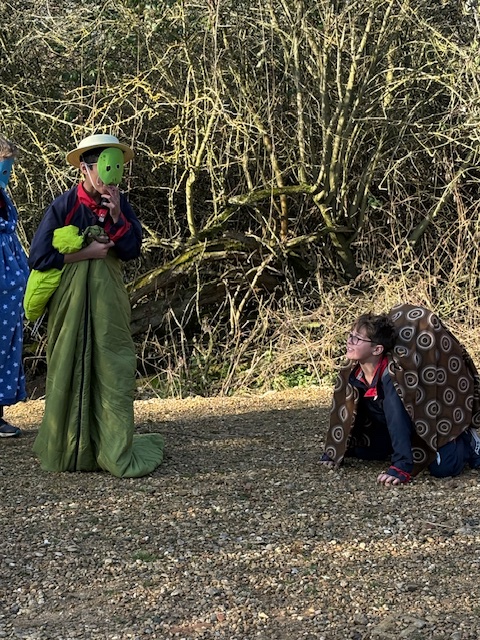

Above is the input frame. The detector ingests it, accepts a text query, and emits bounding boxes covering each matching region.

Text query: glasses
[347,333,373,345]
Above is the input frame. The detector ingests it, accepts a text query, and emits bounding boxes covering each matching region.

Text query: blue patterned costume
[0,188,29,407]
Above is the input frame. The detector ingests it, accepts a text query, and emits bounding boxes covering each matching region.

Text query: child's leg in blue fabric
[428,434,470,478]
[381,375,414,475]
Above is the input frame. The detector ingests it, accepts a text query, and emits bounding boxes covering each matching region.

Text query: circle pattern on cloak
[442,387,456,406]
[425,400,440,418]
[332,425,344,443]
[458,376,471,393]
[412,447,427,464]
[415,386,426,405]
[417,331,435,350]
[448,356,462,374]
[441,334,453,352]
[399,326,415,342]
[437,419,452,436]
[415,420,429,438]
[406,308,426,322]
[404,371,418,388]
[339,403,349,422]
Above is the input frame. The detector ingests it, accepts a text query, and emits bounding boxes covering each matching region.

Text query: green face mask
[97,147,125,185]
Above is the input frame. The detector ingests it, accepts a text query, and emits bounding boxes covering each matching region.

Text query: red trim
[361,356,389,399]
[65,197,81,226]
[387,465,412,484]
[69,183,132,242]
[107,213,131,243]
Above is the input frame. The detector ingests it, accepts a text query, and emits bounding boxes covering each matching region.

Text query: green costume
[32,252,164,477]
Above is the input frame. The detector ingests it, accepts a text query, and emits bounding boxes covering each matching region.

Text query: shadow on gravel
[2,393,480,640]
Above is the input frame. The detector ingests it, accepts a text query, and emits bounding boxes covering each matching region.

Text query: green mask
[97,147,125,185]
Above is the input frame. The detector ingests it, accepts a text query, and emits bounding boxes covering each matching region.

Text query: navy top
[29,185,142,271]
[350,368,414,474]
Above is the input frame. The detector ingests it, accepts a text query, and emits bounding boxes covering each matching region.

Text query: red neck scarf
[77,182,109,222]
[354,356,388,399]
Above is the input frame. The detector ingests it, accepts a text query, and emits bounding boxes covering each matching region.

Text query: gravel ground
[1,387,480,640]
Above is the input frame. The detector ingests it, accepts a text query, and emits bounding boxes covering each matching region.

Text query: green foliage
[271,367,317,391]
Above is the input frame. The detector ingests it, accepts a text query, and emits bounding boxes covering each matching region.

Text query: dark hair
[80,146,107,166]
[354,313,397,352]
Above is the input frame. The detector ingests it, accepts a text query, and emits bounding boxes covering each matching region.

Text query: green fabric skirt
[33,255,164,477]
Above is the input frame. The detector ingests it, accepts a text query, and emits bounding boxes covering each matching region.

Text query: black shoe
[0,419,21,438]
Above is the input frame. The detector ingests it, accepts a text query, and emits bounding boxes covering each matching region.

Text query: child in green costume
[28,134,164,477]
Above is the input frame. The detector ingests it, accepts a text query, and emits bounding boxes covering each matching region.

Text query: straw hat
[66,133,134,168]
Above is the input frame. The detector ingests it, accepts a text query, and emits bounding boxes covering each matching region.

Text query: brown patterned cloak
[324,304,480,476]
